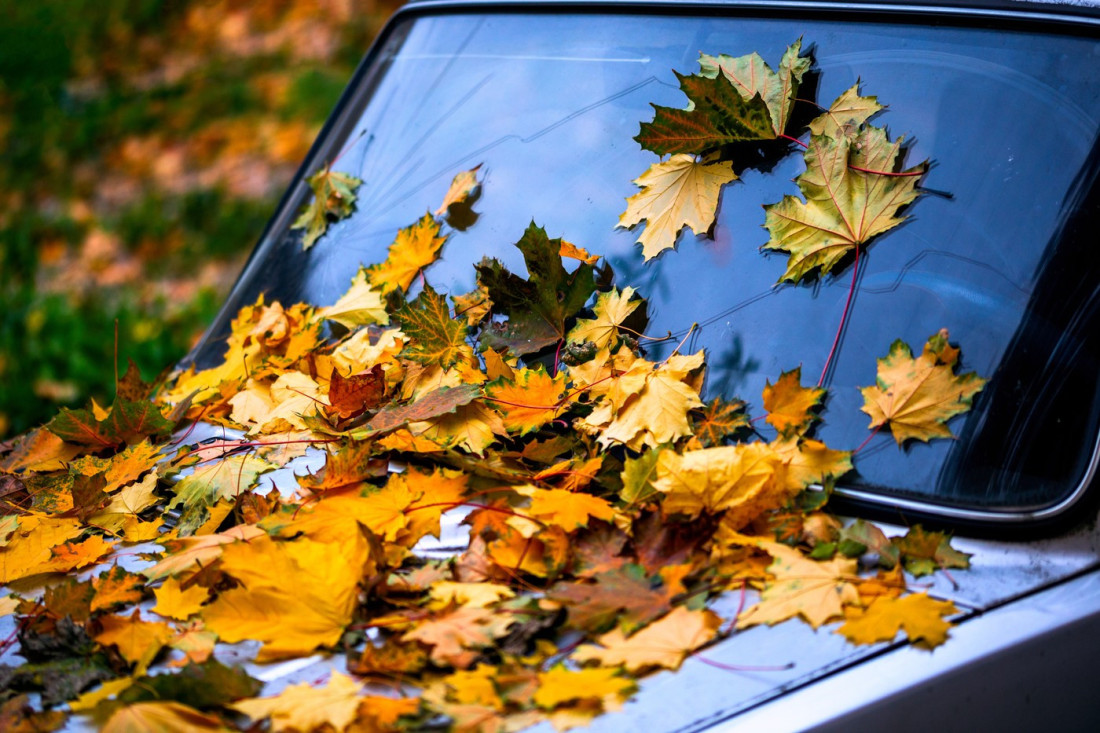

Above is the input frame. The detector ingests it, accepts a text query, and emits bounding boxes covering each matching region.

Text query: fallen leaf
[860,331,986,445]
[368,213,447,293]
[737,542,859,629]
[836,592,957,648]
[293,166,363,250]
[573,606,720,672]
[101,701,228,733]
[231,671,364,733]
[762,367,825,437]
[618,156,736,260]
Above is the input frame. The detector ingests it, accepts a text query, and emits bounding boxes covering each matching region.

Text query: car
[2,0,1099,730]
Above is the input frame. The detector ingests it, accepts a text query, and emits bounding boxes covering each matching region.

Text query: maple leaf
[548,563,671,633]
[144,524,265,580]
[635,72,775,155]
[860,331,986,445]
[836,592,957,648]
[87,470,160,536]
[807,83,884,139]
[567,287,641,350]
[0,515,84,584]
[327,364,386,420]
[368,213,447,293]
[70,439,162,493]
[453,285,493,327]
[442,663,504,710]
[95,610,173,671]
[697,38,812,137]
[0,427,82,473]
[231,671,366,733]
[47,398,173,450]
[484,367,569,435]
[201,534,366,661]
[533,666,635,710]
[152,578,209,620]
[320,266,390,329]
[395,284,472,369]
[762,366,825,437]
[838,518,900,568]
[618,157,736,261]
[292,165,363,250]
[619,449,660,505]
[736,542,860,629]
[403,606,514,668]
[167,454,275,536]
[428,581,515,610]
[90,566,147,613]
[436,165,482,216]
[476,223,596,354]
[101,701,228,733]
[891,525,971,577]
[518,486,616,532]
[583,351,706,451]
[356,383,482,438]
[691,397,749,448]
[573,606,720,672]
[770,437,852,490]
[298,440,387,493]
[654,442,791,529]
[763,126,927,283]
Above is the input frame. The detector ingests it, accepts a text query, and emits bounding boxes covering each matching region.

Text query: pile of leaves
[0,41,985,732]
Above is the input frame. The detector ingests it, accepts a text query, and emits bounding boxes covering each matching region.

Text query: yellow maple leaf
[573,606,720,672]
[428,581,515,610]
[201,534,366,661]
[860,331,986,445]
[442,663,505,710]
[654,443,791,529]
[101,700,228,733]
[368,213,447,293]
[70,439,162,493]
[763,126,926,283]
[88,469,160,536]
[533,666,635,709]
[618,156,737,260]
[567,287,640,350]
[408,402,506,454]
[584,351,705,451]
[321,266,390,329]
[153,577,209,620]
[232,670,365,733]
[737,542,860,629]
[40,534,115,575]
[769,437,852,490]
[95,610,173,671]
[762,367,825,437]
[516,486,617,531]
[836,592,957,648]
[484,367,570,435]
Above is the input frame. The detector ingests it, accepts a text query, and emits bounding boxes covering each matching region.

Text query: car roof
[398,0,1100,23]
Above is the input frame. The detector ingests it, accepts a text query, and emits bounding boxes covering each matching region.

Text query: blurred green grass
[0,0,401,437]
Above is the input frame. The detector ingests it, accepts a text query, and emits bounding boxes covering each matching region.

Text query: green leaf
[635,71,775,156]
[394,284,469,368]
[620,449,661,505]
[113,659,262,711]
[697,38,811,136]
[475,223,595,355]
[46,398,173,449]
[167,455,275,536]
[891,525,971,577]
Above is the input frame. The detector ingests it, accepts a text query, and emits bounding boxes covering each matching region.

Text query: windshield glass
[193,9,1100,517]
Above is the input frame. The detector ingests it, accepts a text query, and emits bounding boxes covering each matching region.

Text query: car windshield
[191,8,1100,519]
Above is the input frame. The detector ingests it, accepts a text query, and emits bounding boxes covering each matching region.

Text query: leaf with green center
[547,563,671,633]
[620,448,661,505]
[47,398,173,449]
[698,38,811,137]
[476,223,596,355]
[891,525,971,577]
[394,284,471,369]
[763,126,927,283]
[167,455,275,536]
[636,72,776,155]
[292,166,363,250]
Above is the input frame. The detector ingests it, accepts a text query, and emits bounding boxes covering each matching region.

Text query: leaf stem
[818,244,861,388]
[848,164,924,178]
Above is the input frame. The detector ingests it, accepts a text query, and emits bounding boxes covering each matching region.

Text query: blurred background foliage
[0,0,402,438]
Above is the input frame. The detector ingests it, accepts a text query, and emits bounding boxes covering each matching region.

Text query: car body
[4,1,1100,731]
